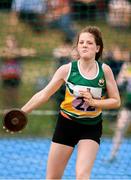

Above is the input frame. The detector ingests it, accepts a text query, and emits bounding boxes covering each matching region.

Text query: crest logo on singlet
[98,78,105,86]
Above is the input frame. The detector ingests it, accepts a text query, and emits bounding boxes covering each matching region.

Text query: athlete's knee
[46,172,62,180]
[76,168,90,180]
[46,168,63,179]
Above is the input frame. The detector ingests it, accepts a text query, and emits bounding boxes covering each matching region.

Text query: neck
[79,58,96,70]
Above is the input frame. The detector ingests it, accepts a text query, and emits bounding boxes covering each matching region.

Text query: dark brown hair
[73,26,104,61]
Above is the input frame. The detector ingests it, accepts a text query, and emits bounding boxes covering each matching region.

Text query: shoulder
[56,62,71,80]
[102,63,112,73]
[102,63,114,79]
[58,62,71,72]
[56,60,77,75]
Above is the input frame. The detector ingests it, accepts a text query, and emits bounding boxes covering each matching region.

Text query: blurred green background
[0,2,131,137]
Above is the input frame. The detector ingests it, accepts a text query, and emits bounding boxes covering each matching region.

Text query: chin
[82,55,90,60]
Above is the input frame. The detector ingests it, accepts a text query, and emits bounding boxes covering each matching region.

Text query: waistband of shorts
[60,110,102,125]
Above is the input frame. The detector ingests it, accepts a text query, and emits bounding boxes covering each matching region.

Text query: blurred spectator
[10,0,47,33]
[0,35,36,109]
[0,0,12,10]
[107,0,131,28]
[71,0,97,20]
[104,45,125,79]
[10,0,76,42]
[45,0,76,43]
[103,45,127,122]
[108,51,131,162]
[96,0,110,19]
[71,0,110,21]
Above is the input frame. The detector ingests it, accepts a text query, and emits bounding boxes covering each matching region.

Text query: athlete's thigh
[46,142,74,177]
[76,139,99,173]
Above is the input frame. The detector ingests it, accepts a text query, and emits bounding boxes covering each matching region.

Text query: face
[6,36,17,48]
[77,32,100,60]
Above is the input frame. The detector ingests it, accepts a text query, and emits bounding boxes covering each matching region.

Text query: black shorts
[52,113,102,147]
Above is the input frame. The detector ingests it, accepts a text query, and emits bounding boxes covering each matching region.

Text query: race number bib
[72,85,102,112]
[72,97,95,112]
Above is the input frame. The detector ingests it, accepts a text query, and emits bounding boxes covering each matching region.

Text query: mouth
[82,50,88,53]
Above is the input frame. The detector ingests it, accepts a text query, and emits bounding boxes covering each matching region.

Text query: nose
[83,42,87,47]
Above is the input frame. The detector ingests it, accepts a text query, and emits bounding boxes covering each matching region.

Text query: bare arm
[20,48,36,57]
[95,64,121,109]
[0,47,36,58]
[21,64,70,113]
[80,64,121,109]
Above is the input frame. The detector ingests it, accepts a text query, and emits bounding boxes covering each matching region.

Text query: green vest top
[60,60,107,124]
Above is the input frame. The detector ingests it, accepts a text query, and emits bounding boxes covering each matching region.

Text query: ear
[96,45,100,53]
[71,49,80,60]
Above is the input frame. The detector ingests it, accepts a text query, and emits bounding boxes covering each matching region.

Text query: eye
[79,41,84,44]
[87,41,93,45]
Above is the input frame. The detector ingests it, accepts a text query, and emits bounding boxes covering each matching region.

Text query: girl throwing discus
[21,26,121,179]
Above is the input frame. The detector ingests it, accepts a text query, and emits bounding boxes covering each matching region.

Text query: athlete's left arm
[94,64,121,109]
[80,64,121,109]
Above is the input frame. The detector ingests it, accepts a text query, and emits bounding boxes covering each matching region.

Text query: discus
[3,109,27,133]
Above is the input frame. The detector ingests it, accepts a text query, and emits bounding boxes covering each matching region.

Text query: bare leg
[109,108,130,160]
[46,142,74,179]
[76,139,99,180]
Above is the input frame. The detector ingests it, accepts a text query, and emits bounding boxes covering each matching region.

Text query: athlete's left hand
[79,90,95,106]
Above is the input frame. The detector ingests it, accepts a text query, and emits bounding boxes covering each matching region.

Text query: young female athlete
[21,26,121,179]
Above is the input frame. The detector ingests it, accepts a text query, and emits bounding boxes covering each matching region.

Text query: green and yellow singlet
[60,60,107,124]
